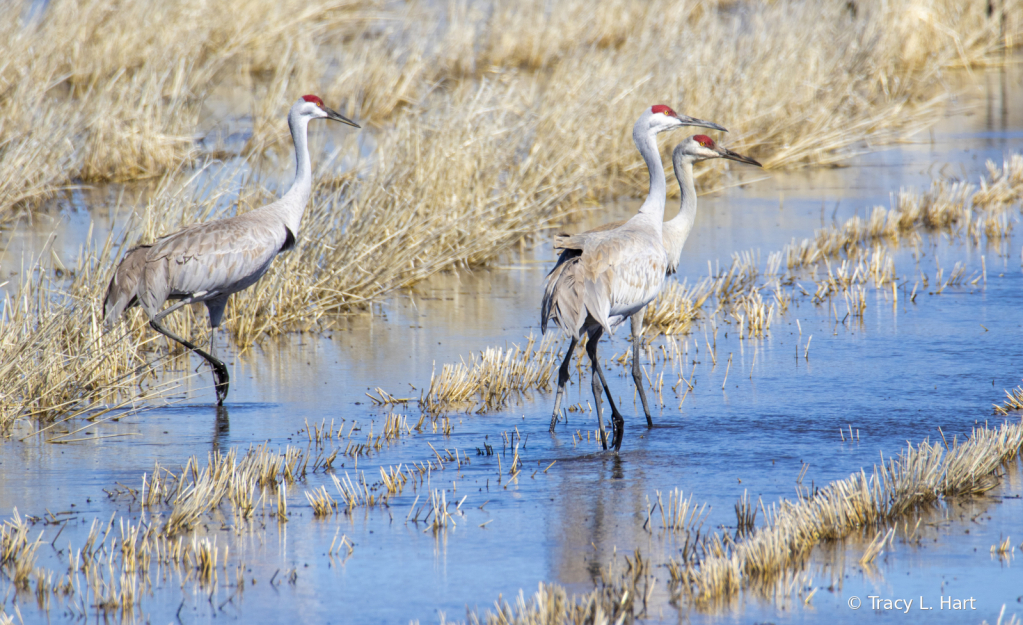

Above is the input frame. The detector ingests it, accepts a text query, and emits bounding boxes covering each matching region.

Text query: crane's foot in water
[211,363,230,406]
[610,413,625,452]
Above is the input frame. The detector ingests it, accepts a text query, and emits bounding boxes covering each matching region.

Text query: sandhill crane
[549,135,762,428]
[540,106,726,451]
[104,95,359,405]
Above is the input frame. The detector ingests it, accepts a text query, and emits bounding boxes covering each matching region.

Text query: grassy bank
[2,0,1019,223]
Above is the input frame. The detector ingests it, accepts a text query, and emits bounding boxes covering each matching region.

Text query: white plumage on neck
[664,156,696,274]
[632,117,668,227]
[272,105,314,236]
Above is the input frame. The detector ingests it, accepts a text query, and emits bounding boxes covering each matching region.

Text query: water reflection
[213,404,230,451]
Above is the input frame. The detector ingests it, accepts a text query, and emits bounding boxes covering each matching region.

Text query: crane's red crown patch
[302,95,325,106]
[694,135,714,147]
[651,104,677,117]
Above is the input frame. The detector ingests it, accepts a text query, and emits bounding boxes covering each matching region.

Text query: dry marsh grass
[2,0,1018,219]
[0,226,194,436]
[0,0,371,219]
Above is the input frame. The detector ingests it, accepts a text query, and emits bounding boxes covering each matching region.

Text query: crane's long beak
[716,145,761,167]
[677,115,728,133]
[323,105,360,129]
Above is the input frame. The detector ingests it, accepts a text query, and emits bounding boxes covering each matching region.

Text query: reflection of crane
[103,95,359,405]
[541,106,726,451]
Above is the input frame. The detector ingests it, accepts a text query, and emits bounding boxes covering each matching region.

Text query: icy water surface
[2,65,1023,623]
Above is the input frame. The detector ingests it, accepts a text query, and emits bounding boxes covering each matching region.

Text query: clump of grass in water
[469,549,656,624]
[995,384,1023,415]
[669,417,1023,604]
[414,334,559,415]
[2,511,232,619]
[642,280,714,335]
[0,443,348,616]
[3,434,469,617]
[160,445,326,534]
[0,509,43,591]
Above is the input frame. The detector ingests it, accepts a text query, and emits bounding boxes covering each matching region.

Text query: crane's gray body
[103,203,295,329]
[541,109,678,341]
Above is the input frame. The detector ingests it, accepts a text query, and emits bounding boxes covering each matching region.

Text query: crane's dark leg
[549,337,577,433]
[590,345,607,451]
[586,327,625,451]
[630,310,654,428]
[149,320,230,404]
[204,295,231,406]
[205,329,229,406]
[149,317,229,405]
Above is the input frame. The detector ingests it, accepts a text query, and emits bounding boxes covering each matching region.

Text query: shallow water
[2,63,1023,623]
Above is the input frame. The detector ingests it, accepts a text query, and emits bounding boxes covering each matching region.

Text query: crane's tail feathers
[540,256,587,340]
[103,245,150,326]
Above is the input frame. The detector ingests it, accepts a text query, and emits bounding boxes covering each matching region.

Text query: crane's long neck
[278,109,313,234]
[664,157,696,272]
[633,125,667,229]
